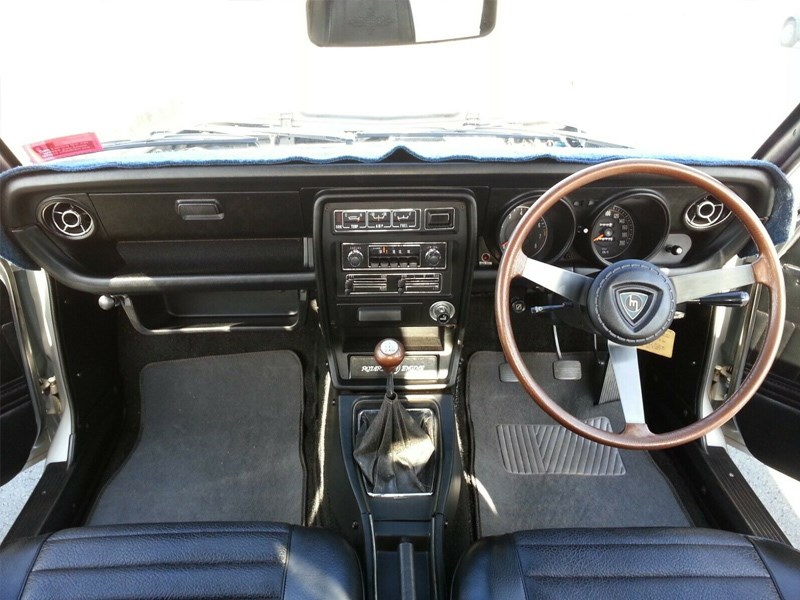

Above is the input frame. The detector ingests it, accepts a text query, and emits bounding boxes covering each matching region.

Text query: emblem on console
[617,290,652,323]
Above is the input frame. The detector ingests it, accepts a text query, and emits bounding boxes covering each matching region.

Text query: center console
[314,189,476,599]
[314,188,478,389]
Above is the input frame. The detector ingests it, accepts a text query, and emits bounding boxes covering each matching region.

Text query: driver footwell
[466,351,693,537]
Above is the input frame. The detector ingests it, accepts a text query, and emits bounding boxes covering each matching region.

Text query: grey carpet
[90,351,304,525]
[467,351,692,537]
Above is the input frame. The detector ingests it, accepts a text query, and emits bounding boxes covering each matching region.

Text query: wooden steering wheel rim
[495,158,786,450]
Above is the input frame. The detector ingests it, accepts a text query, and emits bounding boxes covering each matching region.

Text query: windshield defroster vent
[41,200,96,239]
[684,195,731,230]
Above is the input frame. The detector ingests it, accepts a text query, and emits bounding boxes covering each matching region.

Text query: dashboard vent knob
[41,200,95,239]
[684,195,731,230]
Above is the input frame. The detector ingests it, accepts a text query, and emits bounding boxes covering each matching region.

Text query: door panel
[736,233,800,480]
[0,276,37,485]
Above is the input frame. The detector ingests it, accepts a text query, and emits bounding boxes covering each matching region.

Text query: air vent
[41,201,95,239]
[684,195,731,230]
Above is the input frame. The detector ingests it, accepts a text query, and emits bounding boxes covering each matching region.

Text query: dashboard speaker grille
[42,201,95,239]
[684,195,731,230]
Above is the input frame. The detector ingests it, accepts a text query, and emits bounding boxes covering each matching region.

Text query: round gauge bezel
[494,194,576,263]
[589,204,636,262]
[588,191,670,266]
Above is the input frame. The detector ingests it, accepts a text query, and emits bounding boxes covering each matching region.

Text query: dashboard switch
[425,208,455,229]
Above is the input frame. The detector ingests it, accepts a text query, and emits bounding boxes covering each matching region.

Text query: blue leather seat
[452,527,800,600]
[0,522,363,600]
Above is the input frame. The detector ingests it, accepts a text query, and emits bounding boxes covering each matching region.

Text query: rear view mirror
[307,0,497,47]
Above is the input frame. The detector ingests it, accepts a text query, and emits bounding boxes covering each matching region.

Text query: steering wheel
[496,159,786,450]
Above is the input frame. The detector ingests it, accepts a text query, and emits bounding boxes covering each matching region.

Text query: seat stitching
[28,594,280,600]
[525,574,773,580]
[47,530,289,543]
[31,560,285,574]
[510,535,531,600]
[746,537,787,600]
[53,527,290,537]
[515,542,750,548]
[280,525,293,599]
[17,534,51,600]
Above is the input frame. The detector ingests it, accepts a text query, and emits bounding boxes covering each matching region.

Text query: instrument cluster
[492,190,673,266]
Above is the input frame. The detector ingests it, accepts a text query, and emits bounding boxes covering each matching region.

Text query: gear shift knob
[374,338,405,372]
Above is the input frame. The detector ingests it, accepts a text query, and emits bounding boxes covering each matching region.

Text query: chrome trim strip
[0,265,74,466]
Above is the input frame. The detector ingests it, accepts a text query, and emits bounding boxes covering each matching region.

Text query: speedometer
[498,202,549,258]
[590,205,635,261]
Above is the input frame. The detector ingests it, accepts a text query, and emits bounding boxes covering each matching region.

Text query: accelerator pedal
[553,359,582,381]
[552,324,582,381]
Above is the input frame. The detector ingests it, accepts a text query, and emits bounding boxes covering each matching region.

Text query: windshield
[2,0,799,164]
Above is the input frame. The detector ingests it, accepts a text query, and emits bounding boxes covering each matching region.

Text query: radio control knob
[347,248,364,268]
[424,247,442,267]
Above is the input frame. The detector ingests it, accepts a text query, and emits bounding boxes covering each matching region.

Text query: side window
[0,276,38,484]
[0,268,44,543]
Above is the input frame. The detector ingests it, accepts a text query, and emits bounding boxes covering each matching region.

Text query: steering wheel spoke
[671,263,755,303]
[515,254,591,304]
[607,342,646,425]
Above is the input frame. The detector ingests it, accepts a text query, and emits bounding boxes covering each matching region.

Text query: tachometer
[590,205,635,261]
[498,202,549,258]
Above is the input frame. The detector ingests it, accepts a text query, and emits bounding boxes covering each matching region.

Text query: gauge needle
[592,233,607,242]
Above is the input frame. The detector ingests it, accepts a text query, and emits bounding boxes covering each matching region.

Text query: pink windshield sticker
[23,133,103,162]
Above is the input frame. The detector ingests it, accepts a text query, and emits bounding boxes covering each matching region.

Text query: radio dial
[347,248,365,268]
[424,248,442,267]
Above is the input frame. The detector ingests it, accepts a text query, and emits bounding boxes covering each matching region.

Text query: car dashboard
[0,157,779,390]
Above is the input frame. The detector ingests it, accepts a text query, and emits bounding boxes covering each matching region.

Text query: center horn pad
[587,259,676,346]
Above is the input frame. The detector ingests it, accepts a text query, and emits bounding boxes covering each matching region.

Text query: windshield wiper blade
[195,122,356,144]
[348,124,629,149]
[102,124,354,151]
[102,132,261,151]
[191,119,619,147]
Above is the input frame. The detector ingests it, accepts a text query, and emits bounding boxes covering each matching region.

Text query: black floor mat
[89,351,304,525]
[467,351,692,537]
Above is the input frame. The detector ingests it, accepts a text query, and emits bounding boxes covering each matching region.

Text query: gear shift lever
[374,338,405,399]
[353,338,436,494]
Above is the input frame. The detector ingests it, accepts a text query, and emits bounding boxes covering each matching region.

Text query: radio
[341,242,447,270]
